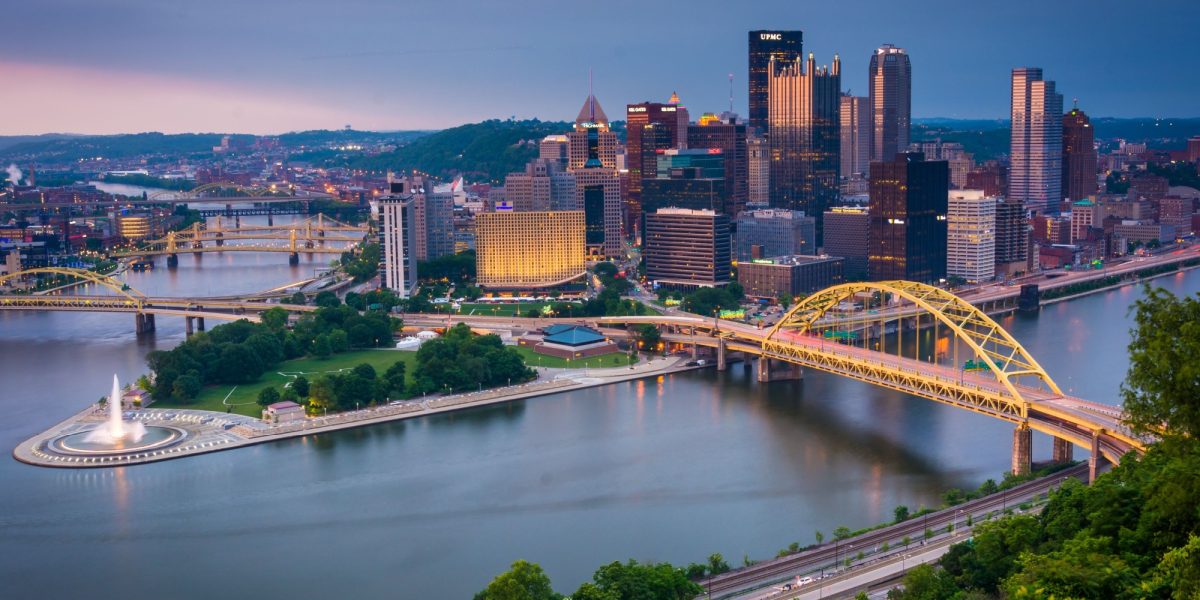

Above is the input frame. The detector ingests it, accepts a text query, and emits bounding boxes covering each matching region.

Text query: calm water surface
[2,253,1196,599]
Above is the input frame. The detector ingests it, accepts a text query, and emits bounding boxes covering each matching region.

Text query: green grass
[511,345,637,369]
[154,349,418,417]
[458,302,578,317]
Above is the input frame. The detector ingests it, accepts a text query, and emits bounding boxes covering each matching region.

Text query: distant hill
[341,119,573,183]
[913,117,1200,161]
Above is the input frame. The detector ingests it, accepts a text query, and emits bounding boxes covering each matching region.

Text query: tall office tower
[378,179,419,297]
[504,159,577,212]
[688,115,748,217]
[868,152,948,282]
[840,95,870,179]
[644,208,731,288]
[625,96,689,223]
[567,93,618,170]
[947,190,996,283]
[423,184,456,260]
[735,208,815,260]
[748,30,804,134]
[868,44,911,164]
[768,52,841,242]
[539,135,570,168]
[1069,198,1099,242]
[574,169,621,259]
[641,167,725,215]
[1009,67,1063,215]
[1062,104,1098,202]
[822,206,870,279]
[994,196,1030,276]
[913,140,974,189]
[475,211,586,289]
[747,134,769,204]
[1188,136,1200,163]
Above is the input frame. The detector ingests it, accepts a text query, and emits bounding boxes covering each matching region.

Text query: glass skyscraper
[748,30,803,134]
[1009,67,1063,215]
[868,44,911,164]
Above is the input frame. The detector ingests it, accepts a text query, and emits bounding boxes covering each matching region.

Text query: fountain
[83,375,147,444]
[48,374,185,456]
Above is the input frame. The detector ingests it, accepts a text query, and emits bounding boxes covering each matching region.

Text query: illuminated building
[378,177,419,297]
[571,105,622,258]
[644,208,731,289]
[748,30,803,133]
[768,52,841,243]
[913,140,973,189]
[687,115,748,216]
[539,135,570,168]
[567,94,618,170]
[1062,105,1098,201]
[738,255,844,298]
[947,190,996,283]
[735,208,815,260]
[823,206,870,279]
[504,159,577,212]
[747,134,769,204]
[641,168,724,219]
[868,152,948,282]
[868,45,911,163]
[840,95,869,179]
[115,212,160,240]
[1069,198,1099,242]
[1010,67,1063,214]
[475,211,585,289]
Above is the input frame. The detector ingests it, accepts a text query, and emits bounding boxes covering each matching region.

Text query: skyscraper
[747,134,769,205]
[378,178,419,297]
[768,52,841,243]
[823,206,870,280]
[748,30,803,133]
[626,99,687,228]
[868,152,948,283]
[567,93,618,170]
[994,196,1030,276]
[1009,67,1063,215]
[504,159,577,212]
[574,164,621,259]
[947,190,996,283]
[644,208,731,289]
[840,94,869,179]
[1062,104,1098,202]
[735,208,815,260]
[475,211,586,289]
[688,115,748,217]
[868,44,911,164]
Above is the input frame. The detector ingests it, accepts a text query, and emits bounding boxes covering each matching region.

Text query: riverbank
[1039,259,1200,307]
[12,355,701,469]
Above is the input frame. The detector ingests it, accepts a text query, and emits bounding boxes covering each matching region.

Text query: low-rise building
[263,401,305,424]
[737,255,844,299]
[518,324,619,360]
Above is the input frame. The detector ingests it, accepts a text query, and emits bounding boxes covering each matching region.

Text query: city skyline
[1,0,1198,135]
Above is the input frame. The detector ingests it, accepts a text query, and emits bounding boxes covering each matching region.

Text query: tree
[779,293,793,309]
[284,291,307,305]
[257,387,280,407]
[261,307,289,330]
[328,329,349,353]
[307,377,337,413]
[385,361,407,395]
[894,505,911,523]
[887,564,958,600]
[292,375,310,398]
[573,560,700,600]
[815,530,824,545]
[313,334,332,358]
[834,526,852,540]
[314,291,341,308]
[171,371,203,403]
[636,324,662,353]
[706,553,730,576]
[352,363,377,380]
[474,559,560,600]
[1121,286,1200,438]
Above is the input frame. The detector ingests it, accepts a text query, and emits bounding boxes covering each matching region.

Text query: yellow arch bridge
[405,280,1146,480]
[0,268,316,334]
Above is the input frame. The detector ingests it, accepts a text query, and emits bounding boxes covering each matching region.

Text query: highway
[698,463,1090,600]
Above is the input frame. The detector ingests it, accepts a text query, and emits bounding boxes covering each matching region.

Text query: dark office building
[688,117,749,216]
[641,169,725,215]
[768,53,841,243]
[822,206,870,279]
[868,152,948,282]
[738,255,844,298]
[995,197,1030,275]
[735,208,815,260]
[626,101,688,227]
[748,30,803,134]
[1062,105,1098,202]
[644,208,731,289]
[583,185,606,249]
[868,44,912,164]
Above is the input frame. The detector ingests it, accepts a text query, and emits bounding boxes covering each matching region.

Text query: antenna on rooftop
[728,73,734,114]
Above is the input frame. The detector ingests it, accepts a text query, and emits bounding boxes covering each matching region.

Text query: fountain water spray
[83,374,145,445]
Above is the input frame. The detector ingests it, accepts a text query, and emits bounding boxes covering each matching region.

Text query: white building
[947,190,997,283]
[747,134,769,205]
[378,176,419,297]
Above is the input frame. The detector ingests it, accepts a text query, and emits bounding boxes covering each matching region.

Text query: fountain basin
[50,425,187,456]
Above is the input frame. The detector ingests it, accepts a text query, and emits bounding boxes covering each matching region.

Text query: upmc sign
[759,33,782,41]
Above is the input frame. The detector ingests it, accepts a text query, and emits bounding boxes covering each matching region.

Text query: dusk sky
[3,0,1197,135]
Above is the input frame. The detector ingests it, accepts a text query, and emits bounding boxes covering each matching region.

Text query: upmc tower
[748,30,803,134]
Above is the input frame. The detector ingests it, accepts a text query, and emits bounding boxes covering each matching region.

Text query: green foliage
[572,560,701,600]
[834,526,852,540]
[412,324,535,394]
[635,324,662,352]
[314,291,341,308]
[292,375,309,398]
[681,283,743,316]
[257,386,280,407]
[894,505,910,523]
[474,560,561,600]
[342,243,381,283]
[1122,286,1200,438]
[886,563,959,600]
[102,172,193,191]
[706,553,730,576]
[419,250,476,281]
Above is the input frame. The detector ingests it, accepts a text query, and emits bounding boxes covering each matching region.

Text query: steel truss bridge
[0,268,316,333]
[110,214,366,260]
[406,281,1147,479]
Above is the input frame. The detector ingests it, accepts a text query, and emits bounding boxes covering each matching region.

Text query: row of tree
[411,324,535,394]
[475,559,700,600]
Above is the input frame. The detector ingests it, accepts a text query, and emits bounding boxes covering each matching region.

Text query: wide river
[1,221,1194,599]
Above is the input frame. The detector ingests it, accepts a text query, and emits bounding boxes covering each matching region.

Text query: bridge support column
[197,317,206,332]
[1011,423,1033,476]
[757,358,803,383]
[135,313,145,335]
[716,338,726,371]
[145,313,155,332]
[288,252,299,265]
[166,254,178,268]
[1089,430,1103,484]
[185,316,194,337]
[690,342,697,359]
[1052,437,1074,464]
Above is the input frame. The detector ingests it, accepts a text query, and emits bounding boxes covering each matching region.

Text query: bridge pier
[1011,423,1033,476]
[166,254,178,268]
[716,338,726,371]
[1089,430,1103,484]
[134,313,156,335]
[185,316,194,337]
[197,317,206,332]
[756,358,803,383]
[1052,436,1074,463]
[288,252,299,265]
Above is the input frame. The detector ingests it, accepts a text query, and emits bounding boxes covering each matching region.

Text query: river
[1,244,1195,599]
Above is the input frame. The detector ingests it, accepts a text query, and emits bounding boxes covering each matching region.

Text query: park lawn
[458,302,579,317]
[156,349,418,417]
[511,345,637,369]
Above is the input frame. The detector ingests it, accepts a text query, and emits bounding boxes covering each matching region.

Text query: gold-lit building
[116,212,162,240]
[476,211,585,289]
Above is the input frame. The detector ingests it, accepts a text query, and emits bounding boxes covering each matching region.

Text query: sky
[1,0,1196,135]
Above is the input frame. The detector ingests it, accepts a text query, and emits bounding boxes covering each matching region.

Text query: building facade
[840,94,870,179]
[947,190,996,283]
[995,196,1031,276]
[1062,106,1098,202]
[644,208,731,288]
[868,44,912,164]
[748,30,804,133]
[735,208,816,261]
[687,116,748,217]
[574,169,622,259]
[567,94,618,170]
[737,255,844,298]
[475,211,586,288]
[867,152,948,282]
[747,134,770,205]
[822,206,870,280]
[378,183,419,297]
[768,53,841,242]
[504,159,578,212]
[1009,67,1063,214]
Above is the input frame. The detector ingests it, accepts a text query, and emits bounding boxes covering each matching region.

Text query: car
[798,576,814,586]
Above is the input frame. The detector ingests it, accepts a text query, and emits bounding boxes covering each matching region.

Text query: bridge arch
[148,182,276,202]
[765,280,1065,420]
[0,267,146,309]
